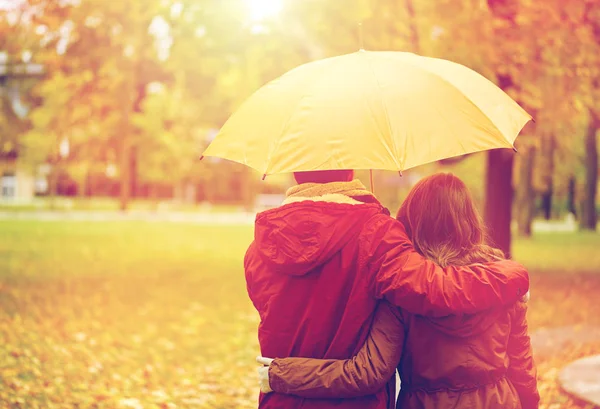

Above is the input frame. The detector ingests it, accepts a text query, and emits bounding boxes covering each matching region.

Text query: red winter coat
[245,200,529,409]
[269,301,540,409]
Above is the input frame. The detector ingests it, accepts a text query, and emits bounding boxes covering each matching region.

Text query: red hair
[397,173,504,267]
[293,170,354,185]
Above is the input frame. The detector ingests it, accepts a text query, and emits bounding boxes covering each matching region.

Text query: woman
[257,173,539,409]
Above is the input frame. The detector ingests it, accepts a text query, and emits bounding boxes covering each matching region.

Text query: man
[245,169,528,409]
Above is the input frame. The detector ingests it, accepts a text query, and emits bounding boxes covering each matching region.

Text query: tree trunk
[580,110,598,231]
[540,134,555,220]
[48,162,60,210]
[404,0,421,53]
[118,74,134,212]
[484,0,522,257]
[86,169,92,198]
[130,145,138,201]
[118,80,143,212]
[119,137,132,212]
[540,187,552,220]
[76,165,89,209]
[515,146,536,237]
[118,6,146,212]
[77,165,89,199]
[567,176,577,215]
[484,149,514,257]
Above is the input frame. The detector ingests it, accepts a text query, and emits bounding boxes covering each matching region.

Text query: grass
[0,220,599,408]
[0,221,257,409]
[513,231,600,275]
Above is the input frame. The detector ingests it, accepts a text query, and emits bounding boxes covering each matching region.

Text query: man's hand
[256,356,274,393]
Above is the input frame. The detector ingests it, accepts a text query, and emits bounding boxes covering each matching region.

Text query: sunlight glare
[245,0,283,21]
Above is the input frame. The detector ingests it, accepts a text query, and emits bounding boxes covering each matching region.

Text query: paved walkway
[560,355,600,407]
[530,326,600,407]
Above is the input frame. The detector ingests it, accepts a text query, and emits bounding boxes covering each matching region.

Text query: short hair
[293,170,354,184]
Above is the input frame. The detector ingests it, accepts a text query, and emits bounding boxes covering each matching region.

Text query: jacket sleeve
[268,301,404,399]
[363,216,529,317]
[507,302,540,409]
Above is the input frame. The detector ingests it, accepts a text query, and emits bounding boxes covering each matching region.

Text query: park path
[531,326,600,408]
[560,355,600,407]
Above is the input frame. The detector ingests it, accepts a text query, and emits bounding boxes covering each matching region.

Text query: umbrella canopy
[202,51,531,176]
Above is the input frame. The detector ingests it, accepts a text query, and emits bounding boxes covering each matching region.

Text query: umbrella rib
[263,61,334,175]
[262,91,311,176]
[399,58,525,146]
[362,52,403,171]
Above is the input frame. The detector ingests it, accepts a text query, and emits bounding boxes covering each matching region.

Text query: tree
[581,109,598,230]
[483,0,521,255]
[21,0,175,209]
[514,142,537,237]
[482,0,582,252]
[0,2,46,168]
[579,1,600,230]
[23,71,79,198]
[11,0,599,222]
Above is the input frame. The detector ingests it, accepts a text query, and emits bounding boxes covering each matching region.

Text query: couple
[244,169,539,409]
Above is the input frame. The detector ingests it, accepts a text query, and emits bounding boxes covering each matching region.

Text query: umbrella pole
[369,169,375,193]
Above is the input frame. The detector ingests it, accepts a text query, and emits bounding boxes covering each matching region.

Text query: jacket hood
[254,200,384,277]
[425,309,506,338]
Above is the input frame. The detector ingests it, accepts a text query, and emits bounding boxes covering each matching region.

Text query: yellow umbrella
[202,51,531,178]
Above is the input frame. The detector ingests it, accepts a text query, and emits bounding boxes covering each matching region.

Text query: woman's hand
[256,356,274,393]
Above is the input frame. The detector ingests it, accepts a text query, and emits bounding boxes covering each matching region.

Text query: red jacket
[270,301,539,409]
[245,200,529,409]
